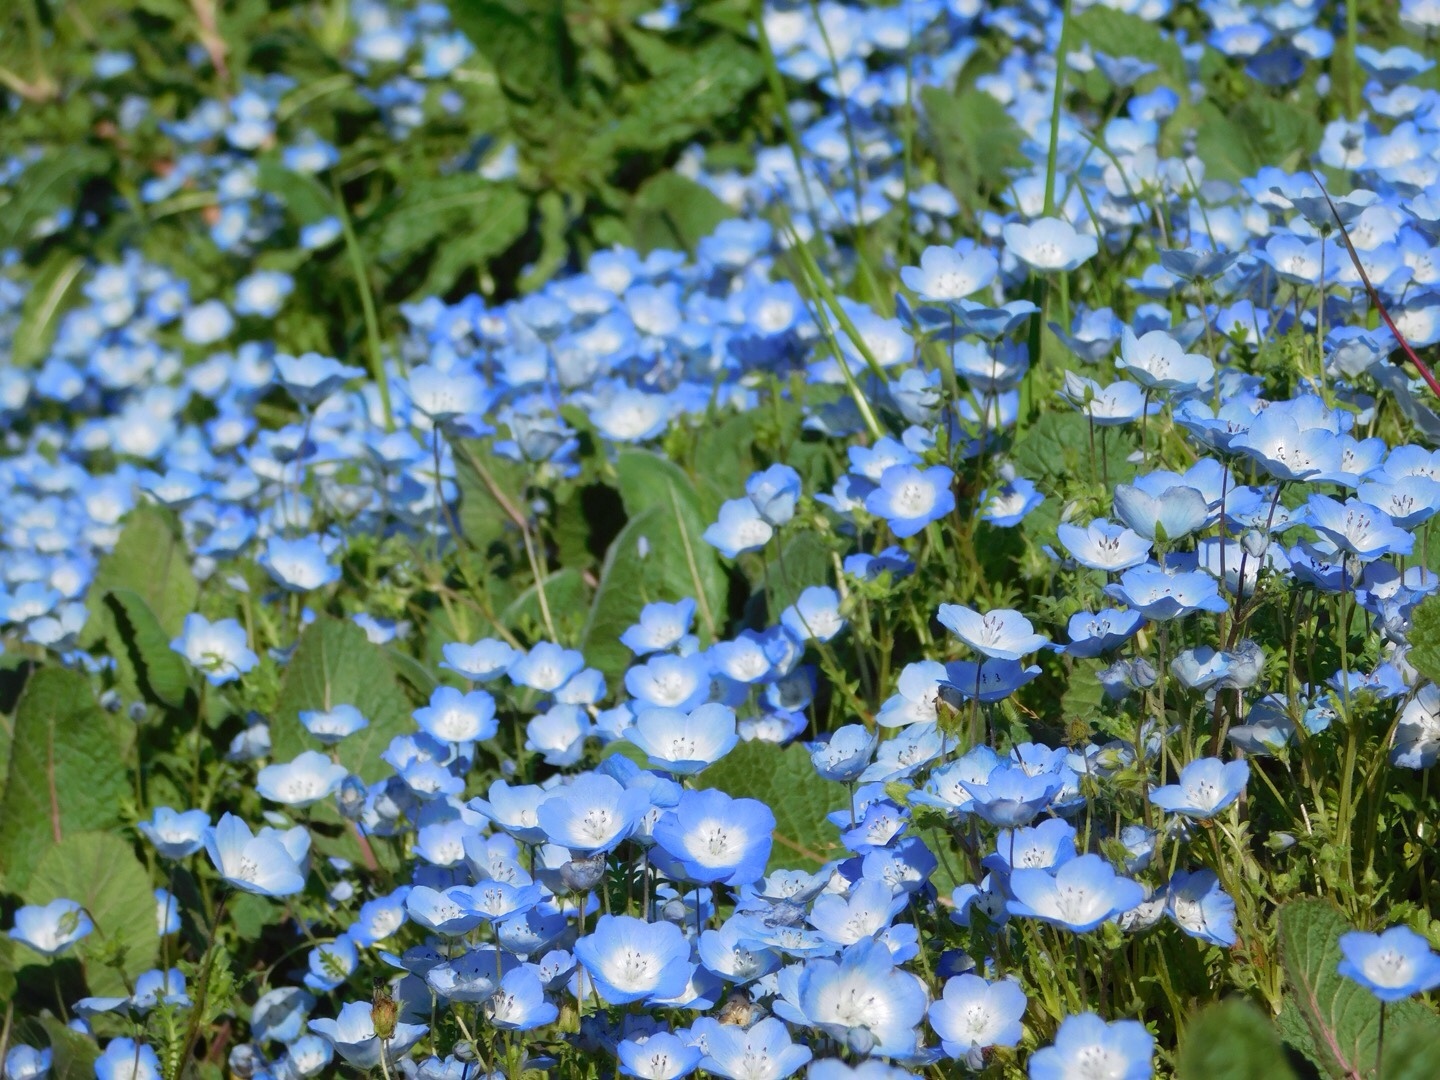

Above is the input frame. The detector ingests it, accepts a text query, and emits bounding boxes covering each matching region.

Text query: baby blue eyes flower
[8,898,93,957]
[204,812,306,897]
[617,1031,702,1079]
[746,464,803,526]
[864,464,955,538]
[256,750,349,807]
[900,243,999,302]
[937,605,1048,661]
[1112,482,1209,543]
[1165,869,1236,947]
[1056,519,1152,572]
[299,704,369,745]
[440,637,520,681]
[698,1015,812,1080]
[1029,1013,1154,1080]
[483,967,559,1030]
[704,497,775,558]
[1337,925,1440,1001]
[1150,757,1250,819]
[137,806,211,859]
[309,1000,428,1070]
[261,534,341,592]
[1305,495,1414,561]
[626,703,738,775]
[509,641,586,692]
[1065,609,1144,658]
[273,352,364,407]
[537,772,650,854]
[811,724,879,782]
[782,586,847,643]
[413,686,498,744]
[94,1040,163,1080]
[1104,565,1229,621]
[4,1046,52,1080]
[170,613,258,686]
[574,914,695,1005]
[1008,853,1145,933]
[796,938,928,1056]
[621,599,698,656]
[1003,217,1098,273]
[1116,328,1214,392]
[652,788,776,886]
[929,973,1027,1062]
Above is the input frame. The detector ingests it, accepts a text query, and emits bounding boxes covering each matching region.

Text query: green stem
[332,180,395,432]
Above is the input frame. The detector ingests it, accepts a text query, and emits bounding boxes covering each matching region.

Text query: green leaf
[1382,1019,1440,1080]
[0,146,111,250]
[38,1017,100,1080]
[270,617,416,782]
[1193,98,1320,183]
[703,740,847,871]
[922,86,1026,205]
[82,504,199,647]
[1177,999,1297,1080]
[24,831,159,997]
[628,171,734,256]
[10,250,85,367]
[370,176,529,294]
[1010,409,1138,491]
[765,531,834,618]
[616,449,709,520]
[453,441,528,552]
[1069,7,1186,87]
[102,589,193,708]
[609,38,764,155]
[256,159,334,225]
[1277,900,1440,1079]
[502,568,590,635]
[1408,595,1440,685]
[0,669,129,892]
[448,0,576,105]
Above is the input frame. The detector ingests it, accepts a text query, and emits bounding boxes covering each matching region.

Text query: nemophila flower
[273,353,363,407]
[1059,373,1157,426]
[405,885,486,937]
[509,642,587,693]
[204,812,306,897]
[309,1000,428,1070]
[698,1016,812,1080]
[304,933,359,992]
[171,613,257,686]
[537,772,650,854]
[575,914,695,1005]
[984,818,1078,875]
[182,299,234,345]
[929,974,1027,1062]
[299,704,368,745]
[622,599,698,656]
[698,919,781,984]
[5,1046,52,1080]
[809,878,907,947]
[1231,408,1338,482]
[942,658,1042,704]
[591,388,672,442]
[413,686,497,744]
[8,899,93,957]
[865,464,955,538]
[937,605,1047,661]
[901,244,999,302]
[747,464,803,525]
[482,967,558,1030]
[705,497,774,557]
[440,638,520,681]
[1116,328,1214,392]
[155,888,181,935]
[627,703,738,775]
[94,1040,162,1080]
[1066,609,1144,658]
[234,270,293,318]
[1003,217,1098,272]
[797,938,929,1056]
[1338,926,1440,1001]
[782,586,847,643]
[961,766,1063,827]
[1105,564,1229,620]
[1393,683,1440,768]
[626,653,712,711]
[138,806,210,859]
[256,750,348,807]
[1305,495,1413,562]
[261,535,341,592]
[1150,758,1250,819]
[1008,854,1145,933]
[981,474,1044,528]
[1056,519,1152,572]
[1165,869,1236,947]
[1029,1013,1154,1080]
[405,365,489,424]
[525,705,592,766]
[1113,481,1208,542]
[617,1031,703,1080]
[652,788,775,885]
[811,724,879,782]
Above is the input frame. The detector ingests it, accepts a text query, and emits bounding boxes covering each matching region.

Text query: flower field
[2,0,1440,1077]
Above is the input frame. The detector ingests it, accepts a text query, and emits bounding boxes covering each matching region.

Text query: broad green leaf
[370,176,528,293]
[616,449,707,520]
[0,146,111,250]
[102,589,194,709]
[81,504,199,649]
[1194,98,1320,183]
[448,0,576,105]
[1382,1020,1440,1080]
[1277,900,1440,1079]
[1069,7,1185,87]
[1177,999,1297,1080]
[608,38,763,155]
[24,831,159,997]
[1408,595,1440,685]
[703,740,847,871]
[38,1017,100,1080]
[502,568,590,636]
[765,531,834,618]
[0,668,129,891]
[270,617,416,782]
[628,171,734,257]
[256,158,334,225]
[10,250,85,367]
[922,86,1026,205]
[453,441,529,552]
[1010,409,1138,491]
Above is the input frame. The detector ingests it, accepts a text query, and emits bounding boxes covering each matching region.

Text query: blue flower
[621,599,698,656]
[865,464,956,538]
[1305,495,1414,561]
[299,704,369,745]
[1166,869,1236,947]
[509,641,586,692]
[782,586,847,643]
[1104,565,1229,621]
[900,243,999,302]
[170,613,257,686]
[698,1016,812,1080]
[309,1000,428,1070]
[1003,217,1098,272]
[961,765,1063,827]
[746,464,803,526]
[256,750,349,807]
[617,1031,702,1079]
[137,806,211,860]
[413,686,498,744]
[203,812,306,897]
[260,534,341,592]
[536,773,650,854]
[95,1040,162,1080]
[8,898,93,957]
[937,605,1048,661]
[1149,758,1250,819]
[1113,481,1209,542]
[652,788,775,885]
[483,967,559,1030]
[1116,328,1214,392]
[704,497,774,558]
[440,637,520,681]
[1008,854,1145,933]
[1029,1013,1154,1079]
[1338,925,1440,1001]
[1065,609,1144,658]
[273,352,364,407]
[626,703,738,775]
[574,914,695,1005]
[929,973,1027,1062]
[811,724,879,782]
[797,938,929,1056]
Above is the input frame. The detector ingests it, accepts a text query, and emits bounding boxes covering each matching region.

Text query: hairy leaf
[1177,999,1297,1079]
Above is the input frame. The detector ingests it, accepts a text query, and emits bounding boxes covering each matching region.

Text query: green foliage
[1194,98,1322,182]
[82,505,200,646]
[1069,7,1186,88]
[102,589,194,709]
[1276,900,1440,1078]
[0,668,130,891]
[270,617,417,782]
[766,531,835,617]
[1408,594,1440,685]
[704,739,847,871]
[1177,999,1297,1080]
[628,171,735,256]
[24,831,159,997]
[922,86,1027,206]
[1382,1021,1440,1079]
[37,1017,100,1080]
[10,249,84,367]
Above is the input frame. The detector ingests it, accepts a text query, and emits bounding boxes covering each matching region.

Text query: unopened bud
[371,982,398,1041]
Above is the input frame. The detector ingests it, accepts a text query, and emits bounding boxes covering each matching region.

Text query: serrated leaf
[102,589,193,708]
[0,669,129,891]
[703,740,847,871]
[371,176,529,282]
[24,831,159,997]
[448,0,576,105]
[11,250,84,367]
[1277,900,1440,1079]
[608,38,763,154]
[1177,999,1297,1080]
[270,617,415,782]
[1408,595,1440,685]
